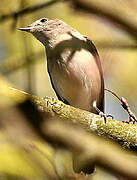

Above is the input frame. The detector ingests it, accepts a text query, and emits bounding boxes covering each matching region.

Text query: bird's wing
[47,68,70,105]
[85,36,104,112]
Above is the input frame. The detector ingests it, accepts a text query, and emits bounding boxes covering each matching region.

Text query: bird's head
[18,18,70,46]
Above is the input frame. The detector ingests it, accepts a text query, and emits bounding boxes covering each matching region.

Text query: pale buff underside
[47,33,101,112]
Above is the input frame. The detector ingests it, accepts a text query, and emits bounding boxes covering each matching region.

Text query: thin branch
[0,51,44,75]
[1,0,137,43]
[96,41,137,50]
[71,0,137,41]
[0,0,62,23]
[105,88,137,123]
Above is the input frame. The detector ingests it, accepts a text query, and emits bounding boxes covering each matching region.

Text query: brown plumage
[18,18,104,114]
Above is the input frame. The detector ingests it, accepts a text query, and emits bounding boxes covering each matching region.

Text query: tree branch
[1,0,137,43]
[71,0,137,41]
[0,76,137,148]
[0,0,62,23]
[1,90,137,179]
[0,51,44,75]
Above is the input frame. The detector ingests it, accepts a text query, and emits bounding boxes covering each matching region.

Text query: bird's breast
[47,48,102,112]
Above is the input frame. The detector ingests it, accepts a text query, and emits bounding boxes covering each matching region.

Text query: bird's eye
[40,18,48,23]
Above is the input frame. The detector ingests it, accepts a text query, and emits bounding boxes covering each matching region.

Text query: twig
[105,88,137,123]
[71,0,137,41]
[0,51,44,75]
[0,0,62,23]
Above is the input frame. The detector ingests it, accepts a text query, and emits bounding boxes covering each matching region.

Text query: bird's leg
[93,101,113,123]
[43,96,59,107]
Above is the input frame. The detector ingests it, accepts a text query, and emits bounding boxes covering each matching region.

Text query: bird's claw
[99,112,113,123]
[93,100,113,123]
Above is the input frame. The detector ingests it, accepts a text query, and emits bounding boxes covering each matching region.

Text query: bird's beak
[17,26,33,32]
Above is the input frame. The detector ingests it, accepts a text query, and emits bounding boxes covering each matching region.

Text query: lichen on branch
[0,76,137,148]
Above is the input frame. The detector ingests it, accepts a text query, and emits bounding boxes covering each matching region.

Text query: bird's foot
[93,101,113,123]
[43,96,60,108]
[43,96,56,101]
[99,111,113,123]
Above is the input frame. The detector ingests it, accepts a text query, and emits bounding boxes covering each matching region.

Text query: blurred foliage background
[0,0,137,179]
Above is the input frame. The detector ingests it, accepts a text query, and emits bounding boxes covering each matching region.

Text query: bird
[18,18,104,115]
